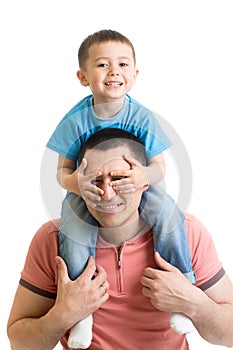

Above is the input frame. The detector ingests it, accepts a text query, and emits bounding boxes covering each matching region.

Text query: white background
[1,1,233,349]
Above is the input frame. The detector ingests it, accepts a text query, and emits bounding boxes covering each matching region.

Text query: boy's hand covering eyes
[110,154,148,193]
[78,158,104,207]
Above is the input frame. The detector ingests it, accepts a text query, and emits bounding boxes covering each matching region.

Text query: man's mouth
[96,202,124,212]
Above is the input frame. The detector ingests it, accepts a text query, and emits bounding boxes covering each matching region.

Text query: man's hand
[141,252,194,315]
[53,256,109,331]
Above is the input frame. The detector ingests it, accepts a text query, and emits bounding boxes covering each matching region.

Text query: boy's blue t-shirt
[46,94,172,164]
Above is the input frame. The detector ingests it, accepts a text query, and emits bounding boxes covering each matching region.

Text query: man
[7,129,233,350]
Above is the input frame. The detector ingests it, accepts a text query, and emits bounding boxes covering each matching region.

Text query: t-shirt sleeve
[46,116,82,161]
[185,214,224,290]
[135,111,172,159]
[20,220,59,298]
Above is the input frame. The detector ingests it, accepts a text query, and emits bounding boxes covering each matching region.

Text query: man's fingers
[154,252,177,273]
[93,264,108,286]
[80,256,98,281]
[55,256,70,284]
[142,253,176,281]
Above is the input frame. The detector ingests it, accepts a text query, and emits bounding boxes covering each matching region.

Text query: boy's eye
[98,63,108,67]
[120,63,128,67]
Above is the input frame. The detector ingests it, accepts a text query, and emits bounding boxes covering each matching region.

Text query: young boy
[47,29,196,349]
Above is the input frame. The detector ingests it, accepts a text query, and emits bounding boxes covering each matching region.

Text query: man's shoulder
[184,213,197,224]
[43,218,60,231]
[38,219,60,238]
[184,213,212,246]
[184,213,206,227]
[184,213,203,233]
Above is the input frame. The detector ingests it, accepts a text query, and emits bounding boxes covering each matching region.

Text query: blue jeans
[59,186,196,284]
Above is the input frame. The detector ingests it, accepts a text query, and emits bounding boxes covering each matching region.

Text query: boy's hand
[78,158,104,207]
[110,154,149,193]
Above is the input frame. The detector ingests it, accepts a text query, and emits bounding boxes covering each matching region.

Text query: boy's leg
[139,185,196,282]
[139,185,196,334]
[59,192,98,348]
[59,192,98,279]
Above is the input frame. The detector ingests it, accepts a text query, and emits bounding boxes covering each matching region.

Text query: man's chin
[94,213,124,228]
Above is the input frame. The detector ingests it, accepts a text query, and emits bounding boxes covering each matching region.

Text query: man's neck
[98,217,147,247]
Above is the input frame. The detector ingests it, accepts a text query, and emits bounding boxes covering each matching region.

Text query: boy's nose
[109,71,119,76]
[108,65,119,76]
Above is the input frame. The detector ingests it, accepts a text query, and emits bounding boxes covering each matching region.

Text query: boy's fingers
[78,158,87,175]
[123,154,138,168]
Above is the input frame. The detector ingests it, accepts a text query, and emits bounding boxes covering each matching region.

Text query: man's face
[84,145,144,229]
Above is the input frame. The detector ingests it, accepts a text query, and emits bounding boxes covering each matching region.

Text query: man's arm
[141,252,233,347]
[191,273,233,346]
[7,286,61,350]
[7,257,109,350]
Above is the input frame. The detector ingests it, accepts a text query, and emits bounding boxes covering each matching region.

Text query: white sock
[68,314,93,349]
[170,312,195,334]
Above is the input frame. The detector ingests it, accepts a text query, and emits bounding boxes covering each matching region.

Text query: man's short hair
[78,128,147,166]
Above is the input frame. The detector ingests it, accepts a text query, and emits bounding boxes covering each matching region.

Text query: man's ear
[77,70,89,87]
[142,184,149,192]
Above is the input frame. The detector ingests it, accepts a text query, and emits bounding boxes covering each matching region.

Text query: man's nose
[101,182,116,201]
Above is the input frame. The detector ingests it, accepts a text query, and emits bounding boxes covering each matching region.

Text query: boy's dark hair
[78,128,146,166]
[78,29,136,69]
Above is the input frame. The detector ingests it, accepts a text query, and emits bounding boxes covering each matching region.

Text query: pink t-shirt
[20,214,224,350]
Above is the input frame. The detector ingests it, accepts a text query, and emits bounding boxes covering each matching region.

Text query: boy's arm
[145,153,166,185]
[57,155,81,195]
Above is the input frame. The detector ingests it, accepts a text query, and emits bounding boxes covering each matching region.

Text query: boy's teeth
[106,82,121,86]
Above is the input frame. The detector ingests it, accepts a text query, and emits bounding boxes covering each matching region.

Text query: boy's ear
[77,70,89,87]
[132,67,139,85]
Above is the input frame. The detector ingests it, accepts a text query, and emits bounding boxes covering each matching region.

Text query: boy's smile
[77,41,139,105]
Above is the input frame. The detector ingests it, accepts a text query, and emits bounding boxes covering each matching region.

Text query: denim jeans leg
[139,185,196,284]
[59,192,98,280]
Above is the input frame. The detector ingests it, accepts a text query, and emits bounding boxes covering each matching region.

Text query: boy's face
[77,41,139,104]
